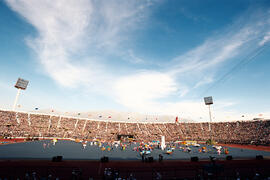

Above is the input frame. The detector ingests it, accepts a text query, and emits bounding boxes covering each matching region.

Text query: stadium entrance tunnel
[117,134,134,141]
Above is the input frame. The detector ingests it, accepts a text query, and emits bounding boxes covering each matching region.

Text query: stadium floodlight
[13,78,29,111]
[204,96,213,140]
[204,96,213,105]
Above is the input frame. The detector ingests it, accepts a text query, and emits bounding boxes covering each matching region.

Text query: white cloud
[170,27,257,76]
[111,8,270,120]
[5,1,270,121]
[6,0,93,87]
[90,1,153,49]
[259,32,270,46]
[126,49,145,64]
[194,76,214,88]
[166,10,270,99]
[113,72,178,110]
[5,0,153,88]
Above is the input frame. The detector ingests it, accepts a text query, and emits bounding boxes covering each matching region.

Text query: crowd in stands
[1,164,270,180]
[0,110,269,145]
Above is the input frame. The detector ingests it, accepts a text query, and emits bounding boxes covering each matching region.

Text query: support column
[13,89,21,111]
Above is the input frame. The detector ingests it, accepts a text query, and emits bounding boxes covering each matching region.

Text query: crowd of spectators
[0,110,269,145]
[1,164,270,180]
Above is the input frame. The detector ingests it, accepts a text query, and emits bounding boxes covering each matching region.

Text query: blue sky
[1,0,270,121]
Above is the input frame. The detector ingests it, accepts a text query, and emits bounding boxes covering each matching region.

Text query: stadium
[0,108,270,179]
[1,0,270,179]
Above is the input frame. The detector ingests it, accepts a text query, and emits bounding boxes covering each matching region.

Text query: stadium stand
[0,110,269,145]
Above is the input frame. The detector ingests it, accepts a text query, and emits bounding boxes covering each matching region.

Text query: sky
[1,0,270,122]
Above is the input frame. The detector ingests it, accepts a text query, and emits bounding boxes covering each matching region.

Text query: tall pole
[13,78,29,111]
[208,105,212,140]
[13,88,21,111]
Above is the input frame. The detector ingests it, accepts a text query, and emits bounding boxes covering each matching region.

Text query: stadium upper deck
[0,110,269,145]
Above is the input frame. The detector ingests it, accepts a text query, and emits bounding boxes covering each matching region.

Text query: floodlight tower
[204,96,213,140]
[13,78,29,111]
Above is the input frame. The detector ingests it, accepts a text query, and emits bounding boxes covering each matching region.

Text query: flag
[175,116,178,123]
